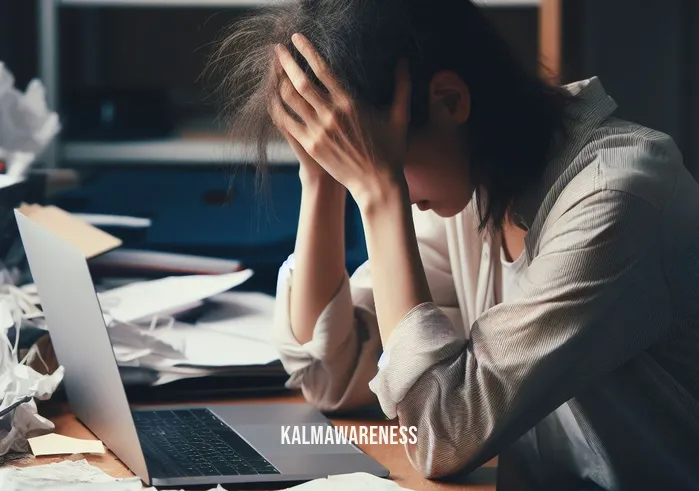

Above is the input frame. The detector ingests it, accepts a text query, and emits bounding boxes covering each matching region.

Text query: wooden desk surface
[28,393,497,491]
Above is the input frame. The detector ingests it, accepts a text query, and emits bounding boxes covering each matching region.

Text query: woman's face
[403,129,472,218]
[401,72,474,218]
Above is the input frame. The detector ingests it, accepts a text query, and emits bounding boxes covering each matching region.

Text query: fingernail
[291,33,301,44]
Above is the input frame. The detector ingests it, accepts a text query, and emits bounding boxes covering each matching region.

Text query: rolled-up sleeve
[368,303,465,418]
[272,254,382,412]
[368,190,671,478]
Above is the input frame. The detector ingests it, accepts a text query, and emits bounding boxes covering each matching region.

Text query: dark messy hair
[208,0,571,232]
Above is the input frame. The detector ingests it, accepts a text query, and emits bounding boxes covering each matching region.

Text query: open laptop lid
[14,208,149,483]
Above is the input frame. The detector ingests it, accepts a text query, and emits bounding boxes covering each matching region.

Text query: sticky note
[28,433,105,456]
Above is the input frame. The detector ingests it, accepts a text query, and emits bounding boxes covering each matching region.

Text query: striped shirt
[272,77,699,490]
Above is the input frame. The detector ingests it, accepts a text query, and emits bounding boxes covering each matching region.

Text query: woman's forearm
[289,174,348,344]
[358,180,432,344]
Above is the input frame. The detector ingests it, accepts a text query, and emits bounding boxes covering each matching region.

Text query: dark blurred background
[2,1,697,169]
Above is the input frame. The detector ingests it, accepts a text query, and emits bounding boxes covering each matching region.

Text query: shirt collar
[510,77,618,233]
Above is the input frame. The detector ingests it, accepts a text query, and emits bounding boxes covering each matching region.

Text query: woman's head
[210,0,570,231]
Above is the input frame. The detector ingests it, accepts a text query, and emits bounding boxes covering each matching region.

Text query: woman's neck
[502,214,527,262]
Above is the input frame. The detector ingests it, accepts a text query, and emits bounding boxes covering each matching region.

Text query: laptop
[15,209,389,488]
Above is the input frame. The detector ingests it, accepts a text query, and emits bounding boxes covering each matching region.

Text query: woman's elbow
[300,383,352,414]
[292,361,375,414]
[407,442,470,479]
[402,419,482,479]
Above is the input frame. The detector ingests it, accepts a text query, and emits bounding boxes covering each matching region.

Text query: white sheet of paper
[156,322,279,367]
[0,175,24,189]
[98,270,253,323]
[0,459,127,489]
[282,473,414,491]
[196,291,275,343]
[28,434,105,456]
[152,366,225,386]
[92,249,241,275]
[0,458,226,491]
[72,214,151,229]
[0,297,16,330]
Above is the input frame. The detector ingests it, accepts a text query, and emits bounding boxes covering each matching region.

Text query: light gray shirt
[272,77,699,490]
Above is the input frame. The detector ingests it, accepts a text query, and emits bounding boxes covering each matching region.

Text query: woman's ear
[428,71,471,126]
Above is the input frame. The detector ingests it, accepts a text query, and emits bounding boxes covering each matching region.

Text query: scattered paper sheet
[91,249,241,275]
[98,270,254,323]
[0,174,24,189]
[0,459,125,490]
[282,472,415,490]
[28,433,105,456]
[0,458,226,491]
[0,296,16,330]
[0,460,398,491]
[105,316,280,385]
[156,322,280,368]
[196,291,275,343]
[72,214,152,229]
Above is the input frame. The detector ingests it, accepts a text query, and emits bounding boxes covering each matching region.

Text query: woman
[211,0,699,489]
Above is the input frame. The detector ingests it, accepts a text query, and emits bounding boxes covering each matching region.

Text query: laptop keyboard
[133,408,280,477]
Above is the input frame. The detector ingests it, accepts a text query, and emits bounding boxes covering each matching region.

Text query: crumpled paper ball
[0,62,60,155]
[0,341,65,456]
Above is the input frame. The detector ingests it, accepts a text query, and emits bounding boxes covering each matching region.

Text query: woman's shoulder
[533,117,686,247]
[573,117,683,210]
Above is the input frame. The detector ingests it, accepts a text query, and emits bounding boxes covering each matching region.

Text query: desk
[26,392,498,491]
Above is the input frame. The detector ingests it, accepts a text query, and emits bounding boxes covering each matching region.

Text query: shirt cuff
[368,302,466,419]
[272,253,356,376]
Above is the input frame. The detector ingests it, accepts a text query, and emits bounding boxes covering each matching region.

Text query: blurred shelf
[49,0,540,167]
[58,0,275,6]
[58,0,539,7]
[62,139,299,166]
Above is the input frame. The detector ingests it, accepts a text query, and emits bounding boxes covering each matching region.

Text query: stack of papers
[96,271,281,385]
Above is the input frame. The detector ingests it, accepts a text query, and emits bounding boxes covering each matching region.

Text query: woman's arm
[271,107,379,413]
[358,180,433,344]
[289,173,347,344]
[272,203,461,414]
[271,34,430,343]
[369,189,668,477]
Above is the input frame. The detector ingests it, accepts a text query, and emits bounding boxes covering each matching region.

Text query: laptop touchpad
[234,424,362,456]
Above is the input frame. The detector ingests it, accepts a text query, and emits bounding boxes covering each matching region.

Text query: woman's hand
[283,125,336,186]
[270,94,331,186]
[269,33,411,210]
